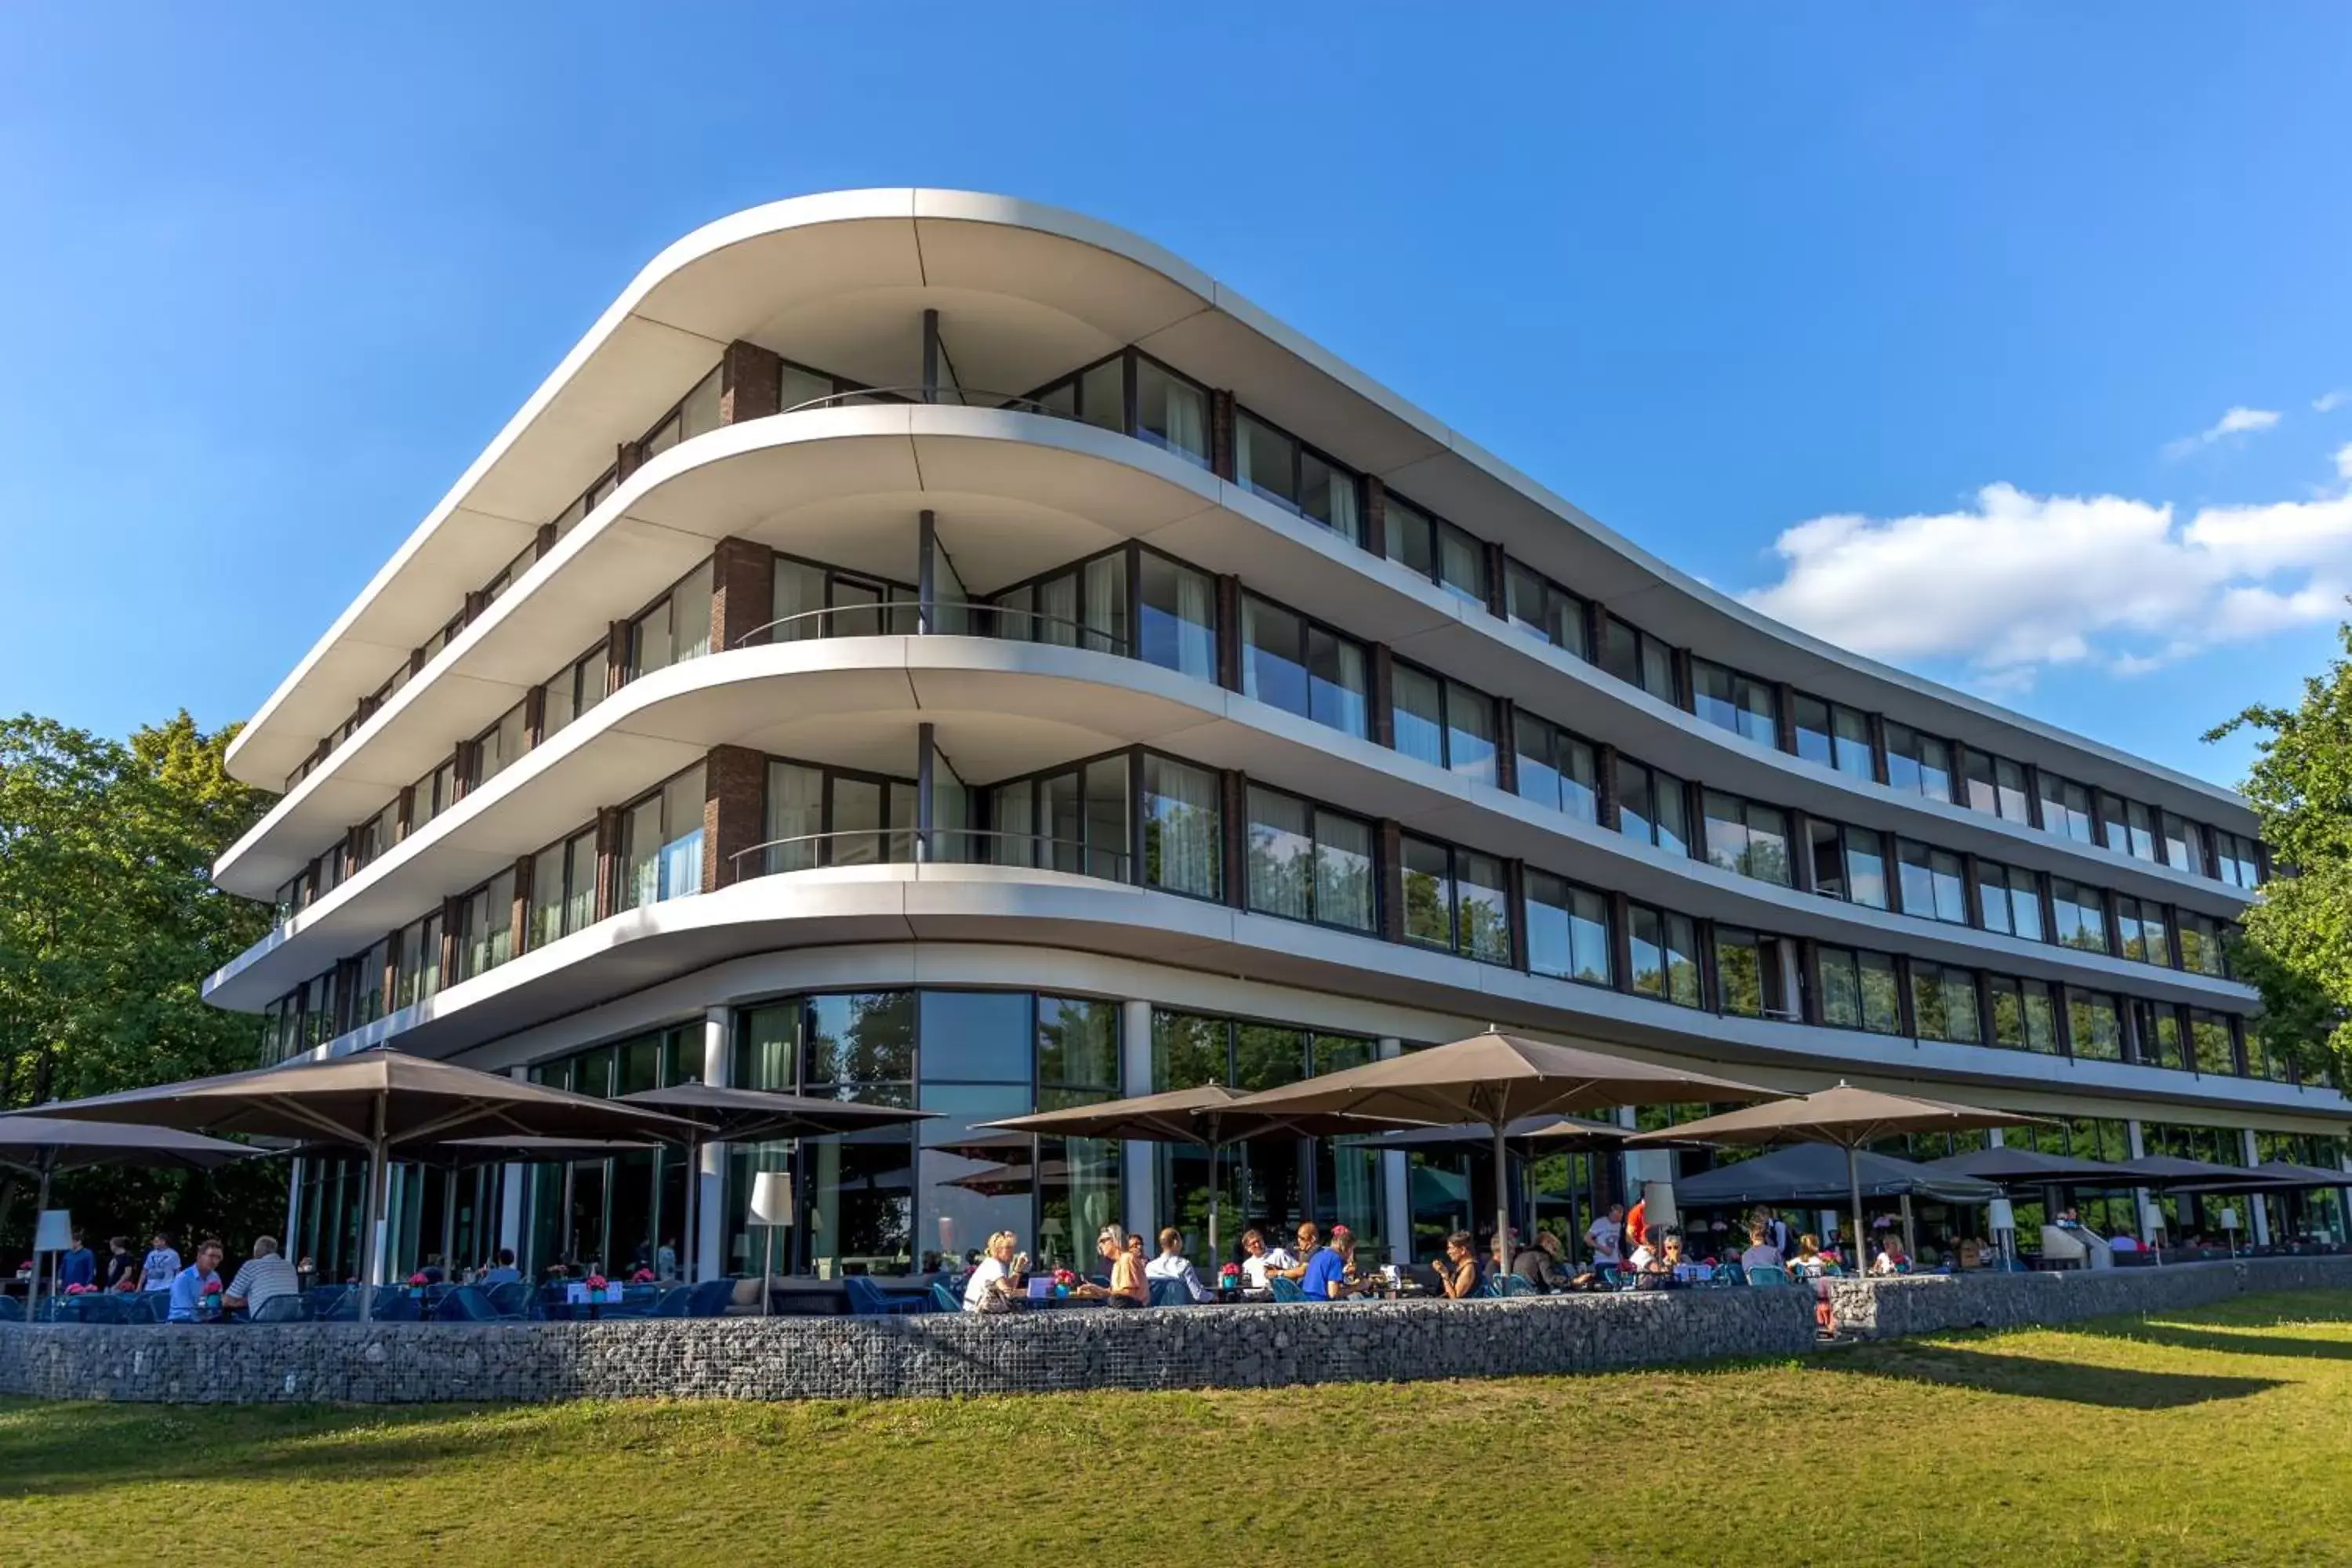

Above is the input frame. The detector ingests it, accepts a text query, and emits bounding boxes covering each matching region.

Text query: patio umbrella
[2110,1153,2275,1189]
[617,1082,935,1282]
[2231,1160,2352,1192]
[1675,1145,2002,1208]
[1220,1032,1782,1273]
[0,1114,257,1301]
[1916,1146,2125,1187]
[1371,1113,1633,1153]
[1628,1083,2045,1272]
[29,1047,696,1321]
[978,1083,1392,1264]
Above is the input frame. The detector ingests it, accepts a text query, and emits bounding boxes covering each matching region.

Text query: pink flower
[407,1272,430,1288]
[584,1274,608,1291]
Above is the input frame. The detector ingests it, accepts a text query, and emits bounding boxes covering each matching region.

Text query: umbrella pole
[684,1135,699,1287]
[1847,1145,1865,1278]
[1494,1122,1513,1277]
[361,1097,389,1324]
[35,1162,53,1314]
[1207,1142,1221,1269]
[1900,1195,1916,1262]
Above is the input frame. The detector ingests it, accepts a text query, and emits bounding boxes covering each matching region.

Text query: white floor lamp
[749,1172,793,1319]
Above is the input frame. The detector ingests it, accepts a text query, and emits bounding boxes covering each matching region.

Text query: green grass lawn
[7,1290,2352,1566]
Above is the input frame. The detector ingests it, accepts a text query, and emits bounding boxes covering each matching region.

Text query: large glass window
[2161,811,2208,878]
[1502,560,1589,661]
[2049,879,2110,954]
[1976,860,2044,942]
[619,764,706,911]
[541,641,608,739]
[1882,723,1953,804]
[474,702,528,789]
[1816,946,1901,1035]
[1616,756,1690,858]
[1245,785,1375,932]
[2215,830,2263,889]
[1715,927,1792,1021]
[2067,990,2124,1061]
[2188,1009,2238,1076]
[1512,710,1599,823]
[1895,839,1969,925]
[1136,356,1210,466]
[2176,910,2228,978]
[1400,835,1512,964]
[2114,895,2174,967]
[350,940,387,1030]
[1136,550,1218,681]
[628,559,715,679]
[1807,819,1888,909]
[1599,615,1679,706]
[1958,748,2032,822]
[1235,410,1362,544]
[1989,976,2060,1054]
[1691,659,1779,748]
[409,757,458,836]
[459,869,516,982]
[2039,772,2096,844]
[1240,593,1370,739]
[1909,962,1982,1045]
[1702,791,1791,885]
[528,826,599,951]
[757,758,918,874]
[771,554,916,642]
[1792,695,1875,781]
[2132,1000,2186,1071]
[394,912,442,1011]
[1142,753,1222,900]
[1384,494,1488,608]
[991,753,1129,881]
[1524,871,1611,987]
[1628,904,1701,1008]
[1392,664,1497,784]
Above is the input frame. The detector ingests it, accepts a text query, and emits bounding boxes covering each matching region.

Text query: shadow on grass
[2070,1319,2352,1363]
[1825,1345,2283,1410]
[0,1401,519,1501]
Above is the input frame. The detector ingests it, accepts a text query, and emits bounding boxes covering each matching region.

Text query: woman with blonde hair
[962,1229,1029,1312]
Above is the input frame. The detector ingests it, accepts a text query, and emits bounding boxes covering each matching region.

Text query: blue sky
[3,5,2347,788]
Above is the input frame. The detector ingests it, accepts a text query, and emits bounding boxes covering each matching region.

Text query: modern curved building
[205,190,2348,1285]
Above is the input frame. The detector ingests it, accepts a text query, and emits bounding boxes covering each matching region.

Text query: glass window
[1599,616,1679,706]
[1815,946,1900,1035]
[475,702,528,789]
[1616,757,1689,858]
[350,941,387,1029]
[1455,850,1511,964]
[1511,710,1599,823]
[2050,879,2109,954]
[2134,1002,2185,1071]
[2176,911,2227,978]
[2040,774,2095,844]
[2161,812,2208,877]
[1910,962,1981,1044]
[2125,800,2159,862]
[1715,927,1791,1021]
[1895,840,1969,924]
[543,643,607,739]
[1628,905,1701,1007]
[629,559,715,679]
[2189,1009,2238,1075]
[1524,871,1610,987]
[1503,560,1589,661]
[1245,785,1374,933]
[1142,753,1221,900]
[1883,723,1953,804]
[1990,976,2060,1054]
[1791,696,1876,779]
[1392,664,1445,771]
[460,869,515,981]
[2215,830,2263,889]
[1702,792,1791,885]
[2067,991,2123,1061]
[1809,820,1888,909]
[1400,835,1454,951]
[1235,412,1361,545]
[2114,895,2173,967]
[1384,495,1487,608]
[1976,861,2044,942]
[1137,550,1218,681]
[394,912,442,1011]
[1134,356,1210,467]
[1240,594,1368,739]
[1393,666,1498,784]
[619,764,706,911]
[1691,660,1779,748]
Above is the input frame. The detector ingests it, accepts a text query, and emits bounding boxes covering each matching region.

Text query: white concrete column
[1987,1127,2005,1149]
[697,1007,731,1281]
[499,1066,528,1262]
[1379,1037,1410,1265]
[2125,1121,2155,1243]
[283,1156,304,1258]
[1121,999,1156,1245]
[2244,1128,2271,1246]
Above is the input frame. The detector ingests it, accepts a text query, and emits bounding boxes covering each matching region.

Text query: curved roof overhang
[225,189,2256,826]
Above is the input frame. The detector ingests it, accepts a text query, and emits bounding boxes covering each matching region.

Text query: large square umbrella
[1628,1083,2046,1269]
[30,1047,696,1319]
[616,1082,935,1281]
[0,1114,257,1302]
[1218,1032,1783,1272]
[977,1084,1398,1264]
[1916,1146,2123,1187]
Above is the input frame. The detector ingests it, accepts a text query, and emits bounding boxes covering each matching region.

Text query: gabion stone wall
[1825,1254,2352,1340]
[0,1288,1813,1406]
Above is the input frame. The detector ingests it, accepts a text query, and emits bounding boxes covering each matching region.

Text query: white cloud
[2338,442,2352,482]
[1741,456,2352,685]
[2161,405,2282,459]
[2317,390,2350,414]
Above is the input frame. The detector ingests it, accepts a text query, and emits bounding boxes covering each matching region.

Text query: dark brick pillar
[1377,820,1405,944]
[615,441,641,485]
[1609,892,1635,994]
[524,685,546,749]
[1362,474,1388,558]
[2022,762,2049,832]
[1773,682,1798,754]
[702,745,768,890]
[710,536,776,652]
[1493,699,1518,793]
[1370,645,1396,748]
[380,930,402,1014]
[1483,541,1508,620]
[595,805,623,920]
[1867,712,1891,786]
[510,854,534,955]
[1209,390,1236,481]
[1595,745,1621,833]
[534,521,557,561]
[1215,575,1243,691]
[1505,861,1529,971]
[720,340,782,424]
[1796,938,1823,1025]
[1221,771,1248,909]
[605,621,631,695]
[437,896,464,985]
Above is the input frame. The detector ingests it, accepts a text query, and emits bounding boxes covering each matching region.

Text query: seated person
[1635,1230,1690,1287]
[1301,1228,1359,1300]
[1494,1230,1565,1293]
[962,1230,1029,1312]
[1272,1221,1321,1284]
[479,1248,522,1287]
[1737,1223,1783,1272]
[1074,1225,1149,1308]
[165,1239,226,1323]
[1432,1230,1479,1299]
[1870,1235,1909,1276]
[1236,1229,1296,1291]
[1144,1228,1212,1301]
[222,1236,301,1317]
[1787,1233,1827,1274]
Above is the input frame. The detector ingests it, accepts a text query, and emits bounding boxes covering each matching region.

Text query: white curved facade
[209,191,2346,1284]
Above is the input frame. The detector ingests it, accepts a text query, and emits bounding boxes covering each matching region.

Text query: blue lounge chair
[844,1276,924,1316]
[931,1281,964,1312]
[1148,1278,1195,1308]
[485,1281,533,1319]
[1744,1264,1795,1289]
[1483,1274,1535,1298]
[1269,1276,1305,1302]
[249,1294,309,1323]
[684,1278,738,1318]
[433,1287,499,1323]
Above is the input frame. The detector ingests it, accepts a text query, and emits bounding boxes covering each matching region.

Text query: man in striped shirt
[223,1236,302,1317]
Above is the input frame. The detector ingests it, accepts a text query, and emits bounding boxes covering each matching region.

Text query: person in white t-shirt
[140,1233,182,1293]
[1236,1229,1296,1290]
[1144,1228,1213,1301]
[962,1231,1029,1312]
[1585,1204,1625,1269]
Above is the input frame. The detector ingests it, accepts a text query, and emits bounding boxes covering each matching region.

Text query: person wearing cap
[1300,1225,1355,1299]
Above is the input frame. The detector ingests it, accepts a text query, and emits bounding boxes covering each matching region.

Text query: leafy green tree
[0,712,278,1254]
[2207,624,2352,1079]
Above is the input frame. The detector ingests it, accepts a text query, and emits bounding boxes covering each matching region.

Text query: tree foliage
[0,711,278,1252]
[2207,622,2352,1076]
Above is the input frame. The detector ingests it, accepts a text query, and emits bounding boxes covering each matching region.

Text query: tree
[0,711,278,1252]
[2206,622,2352,1079]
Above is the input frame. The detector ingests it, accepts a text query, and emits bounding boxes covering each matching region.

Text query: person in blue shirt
[165,1239,225,1323]
[58,1232,96,1290]
[1300,1225,1359,1300]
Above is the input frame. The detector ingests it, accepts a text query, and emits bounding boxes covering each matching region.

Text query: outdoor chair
[1714,1263,1745,1287]
[369,1290,423,1323]
[0,1295,23,1323]
[485,1281,533,1319]
[1744,1264,1795,1289]
[248,1294,308,1323]
[1483,1274,1534,1298]
[1148,1277,1195,1307]
[684,1278,737,1318]
[649,1286,695,1318]
[930,1281,964,1313]
[433,1287,499,1323]
[1269,1276,1305,1303]
[124,1292,167,1323]
[306,1285,348,1319]
[844,1276,924,1316]
[1599,1266,1626,1289]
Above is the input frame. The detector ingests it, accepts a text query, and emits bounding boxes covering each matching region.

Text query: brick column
[719,340,782,424]
[1483,541,1508,619]
[1867,713,1891,786]
[1493,698,1518,793]
[1215,575,1243,691]
[1377,820,1405,944]
[1370,645,1396,748]
[1773,681,1798,754]
[510,855,534,956]
[524,685,546,749]
[605,621,630,695]
[615,440,641,485]
[702,745,768,890]
[1609,892,1635,994]
[709,536,776,652]
[1507,861,1530,971]
[1362,474,1388,558]
[595,805,624,920]
[1209,390,1236,481]
[1595,745,1621,833]
[1221,770,1248,909]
